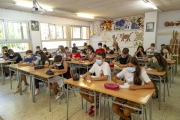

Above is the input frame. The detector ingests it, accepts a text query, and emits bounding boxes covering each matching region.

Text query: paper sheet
[114,65,118,67]
[145,68,152,70]
[119,83,130,89]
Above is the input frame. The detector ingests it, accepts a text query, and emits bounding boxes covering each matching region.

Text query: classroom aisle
[0,66,180,120]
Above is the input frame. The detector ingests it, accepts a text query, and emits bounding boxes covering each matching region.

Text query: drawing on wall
[136,16,144,29]
[112,35,117,45]
[134,41,143,47]
[31,20,39,31]
[100,20,114,31]
[146,22,154,32]
[134,32,144,41]
[102,33,112,41]
[120,32,133,42]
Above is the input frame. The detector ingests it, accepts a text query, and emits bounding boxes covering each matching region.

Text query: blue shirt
[24,56,37,63]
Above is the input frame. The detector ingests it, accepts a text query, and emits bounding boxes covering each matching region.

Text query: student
[112,57,154,120]
[69,49,82,60]
[32,51,49,95]
[161,45,172,59]
[112,48,131,67]
[8,49,22,64]
[82,45,88,55]
[133,46,146,57]
[113,43,121,53]
[82,45,96,62]
[95,43,105,53]
[145,53,167,98]
[81,52,111,116]
[57,45,67,59]
[160,44,165,52]
[103,44,107,52]
[145,43,157,54]
[2,46,9,59]
[84,42,87,46]
[72,43,78,50]
[45,55,70,100]
[65,47,71,56]
[35,46,42,56]
[14,50,37,94]
[43,48,52,58]
[106,47,114,54]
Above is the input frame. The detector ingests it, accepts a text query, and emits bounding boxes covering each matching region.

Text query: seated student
[95,43,105,53]
[103,44,107,52]
[106,47,114,54]
[35,46,42,56]
[14,50,37,94]
[161,45,172,59]
[84,42,87,46]
[31,51,49,95]
[113,43,121,53]
[72,43,78,50]
[145,43,157,54]
[81,45,88,55]
[69,49,82,60]
[112,57,154,120]
[145,53,167,98]
[112,48,131,67]
[81,52,111,116]
[133,46,146,57]
[43,47,52,58]
[57,45,67,59]
[82,45,96,62]
[160,44,165,52]
[2,46,9,59]
[45,55,70,100]
[65,47,71,56]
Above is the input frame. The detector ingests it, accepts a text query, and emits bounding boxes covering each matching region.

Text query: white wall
[143,11,158,50]
[0,9,90,57]
[157,10,180,52]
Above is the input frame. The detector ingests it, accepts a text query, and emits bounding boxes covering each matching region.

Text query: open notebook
[119,83,130,89]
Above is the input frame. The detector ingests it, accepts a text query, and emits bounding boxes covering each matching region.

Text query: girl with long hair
[133,46,146,57]
[161,45,172,59]
[82,45,96,62]
[57,45,67,59]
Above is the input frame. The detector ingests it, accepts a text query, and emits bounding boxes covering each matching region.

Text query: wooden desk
[106,54,117,63]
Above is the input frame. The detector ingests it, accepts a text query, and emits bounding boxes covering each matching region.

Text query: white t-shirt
[117,68,151,85]
[147,49,157,54]
[34,60,49,65]
[89,61,111,80]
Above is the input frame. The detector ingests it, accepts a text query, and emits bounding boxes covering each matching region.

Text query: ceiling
[0,0,180,21]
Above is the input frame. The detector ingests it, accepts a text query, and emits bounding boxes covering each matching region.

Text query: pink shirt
[89,53,96,61]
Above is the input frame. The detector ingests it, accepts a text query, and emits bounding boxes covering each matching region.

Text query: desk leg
[87,66,88,73]
[111,96,114,120]
[149,97,152,120]
[1,64,4,85]
[31,74,34,102]
[99,93,102,120]
[159,76,161,110]
[175,57,177,76]
[173,64,175,83]
[170,64,172,87]
[108,95,110,120]
[19,70,22,95]
[141,105,144,120]
[33,75,36,103]
[48,78,51,112]
[9,68,12,89]
[164,75,165,102]
[94,91,96,120]
[67,83,69,120]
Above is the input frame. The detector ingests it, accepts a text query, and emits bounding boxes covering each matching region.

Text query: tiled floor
[0,66,180,120]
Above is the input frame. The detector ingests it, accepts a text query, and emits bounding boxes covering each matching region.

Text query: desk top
[0,60,16,64]
[64,78,155,105]
[106,54,117,59]
[138,58,176,64]
[67,60,95,65]
[6,64,23,69]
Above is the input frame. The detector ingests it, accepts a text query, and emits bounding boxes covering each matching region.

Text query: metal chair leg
[86,100,87,113]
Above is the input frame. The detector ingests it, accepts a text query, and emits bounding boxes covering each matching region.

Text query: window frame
[0,20,5,40]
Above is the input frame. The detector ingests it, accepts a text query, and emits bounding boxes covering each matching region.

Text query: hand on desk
[82,74,87,79]
[144,66,148,69]
[129,85,138,91]
[50,69,56,73]
[117,80,125,85]
[87,75,92,81]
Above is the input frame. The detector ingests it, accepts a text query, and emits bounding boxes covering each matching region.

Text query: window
[56,26,68,39]
[0,43,29,53]
[71,40,87,47]
[7,22,28,40]
[0,21,5,40]
[71,26,89,40]
[72,27,81,39]
[40,23,50,40]
[42,41,67,49]
[82,27,89,39]
[50,25,56,39]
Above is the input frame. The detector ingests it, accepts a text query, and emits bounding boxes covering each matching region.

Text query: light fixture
[15,1,53,11]
[77,13,94,19]
[142,0,158,9]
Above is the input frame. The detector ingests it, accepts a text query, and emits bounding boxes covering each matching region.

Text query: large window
[42,41,67,49]
[71,40,87,47]
[0,21,5,40]
[40,23,50,40]
[71,26,89,39]
[0,43,29,52]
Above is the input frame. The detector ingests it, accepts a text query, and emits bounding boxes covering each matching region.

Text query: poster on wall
[146,22,154,32]
[31,20,39,31]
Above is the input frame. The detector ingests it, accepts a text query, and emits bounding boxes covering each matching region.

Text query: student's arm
[10,56,18,61]
[83,63,95,78]
[133,51,139,57]
[49,63,56,69]
[129,81,154,90]
[74,57,80,61]
[154,62,163,72]
[87,75,108,81]
[112,73,125,85]
[166,53,172,59]
[151,48,156,54]
[82,55,88,60]
[146,60,151,68]
[51,61,68,73]
[140,51,146,57]
[112,59,120,66]
[46,52,51,58]
[44,63,49,68]
[82,71,91,78]
[88,53,96,62]
[145,48,150,52]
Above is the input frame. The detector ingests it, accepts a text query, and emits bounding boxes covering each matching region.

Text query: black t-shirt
[72,47,78,50]
[136,51,146,57]
[57,61,70,79]
[5,53,9,57]
[106,50,114,54]
[45,52,52,58]
[82,49,87,54]
[115,54,131,64]
[35,50,43,56]
[9,52,22,63]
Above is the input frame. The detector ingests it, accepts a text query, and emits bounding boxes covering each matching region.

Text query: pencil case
[104,83,119,90]
[143,57,148,59]
[109,64,114,67]
[34,66,44,70]
[79,60,85,63]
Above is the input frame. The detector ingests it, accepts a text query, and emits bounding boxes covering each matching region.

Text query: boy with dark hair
[106,47,114,54]
[72,43,78,50]
[80,51,111,116]
[8,49,22,64]
[95,43,105,53]
[2,46,9,59]
[160,44,165,52]
[145,43,157,54]
[35,46,42,56]
[112,48,131,67]
[69,49,82,60]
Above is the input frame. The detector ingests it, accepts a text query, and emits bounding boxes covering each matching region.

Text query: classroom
[0,0,180,120]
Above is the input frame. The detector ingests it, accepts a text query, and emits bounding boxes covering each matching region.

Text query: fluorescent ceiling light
[77,13,94,19]
[15,1,53,11]
[142,0,158,9]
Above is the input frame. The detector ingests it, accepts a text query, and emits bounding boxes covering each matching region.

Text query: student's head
[87,45,95,53]
[98,43,102,49]
[103,44,107,49]
[151,43,155,49]
[26,50,33,58]
[106,47,111,53]
[54,55,63,65]
[73,43,76,47]
[162,45,172,54]
[59,45,66,53]
[8,49,14,56]
[37,51,46,62]
[2,46,8,52]
[122,48,129,56]
[153,53,167,70]
[36,46,40,51]
[96,52,106,65]
[137,46,144,51]
[84,42,87,46]
[65,47,69,50]
[72,49,77,56]
[43,48,47,53]
[84,45,88,49]
[127,57,141,85]
[114,43,120,50]
[161,44,165,49]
